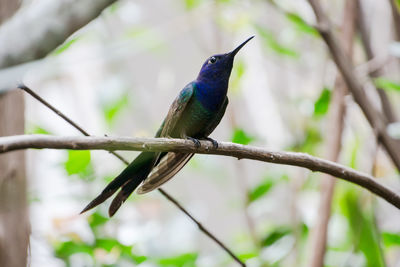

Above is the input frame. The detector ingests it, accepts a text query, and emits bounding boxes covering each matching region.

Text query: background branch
[307,0,400,172]
[1,134,400,212]
[308,1,356,266]
[0,0,118,69]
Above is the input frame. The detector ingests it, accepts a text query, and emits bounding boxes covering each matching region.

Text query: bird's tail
[80,151,156,216]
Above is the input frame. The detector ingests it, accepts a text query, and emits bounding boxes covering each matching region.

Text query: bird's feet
[186,136,201,148]
[202,137,218,149]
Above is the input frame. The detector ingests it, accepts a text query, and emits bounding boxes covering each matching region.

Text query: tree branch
[307,0,400,172]
[309,1,356,266]
[0,0,118,70]
[1,134,400,211]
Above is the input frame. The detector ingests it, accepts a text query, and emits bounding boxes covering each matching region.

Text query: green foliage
[54,211,147,266]
[255,25,299,58]
[26,124,52,135]
[290,124,322,154]
[54,240,94,259]
[248,177,275,203]
[231,128,255,145]
[53,37,80,55]
[238,251,258,261]
[313,88,331,117]
[374,77,400,92]
[340,189,385,267]
[158,252,197,267]
[286,13,319,36]
[64,150,93,179]
[183,0,202,10]
[102,93,129,126]
[261,226,292,247]
[382,232,400,247]
[88,212,108,229]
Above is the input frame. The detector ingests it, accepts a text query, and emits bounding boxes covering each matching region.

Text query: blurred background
[1,0,400,266]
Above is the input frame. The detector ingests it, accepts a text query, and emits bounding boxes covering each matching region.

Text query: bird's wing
[159,82,195,138]
[144,82,195,184]
[136,152,193,194]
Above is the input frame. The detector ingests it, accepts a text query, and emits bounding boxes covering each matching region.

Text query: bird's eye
[208,56,217,64]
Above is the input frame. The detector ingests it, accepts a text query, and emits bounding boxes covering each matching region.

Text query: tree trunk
[0,1,29,266]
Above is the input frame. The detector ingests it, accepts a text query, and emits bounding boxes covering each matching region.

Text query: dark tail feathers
[80,152,155,216]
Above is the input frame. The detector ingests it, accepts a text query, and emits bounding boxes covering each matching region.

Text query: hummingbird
[81,36,254,216]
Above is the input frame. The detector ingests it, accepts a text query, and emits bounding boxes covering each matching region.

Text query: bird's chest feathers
[194,81,227,112]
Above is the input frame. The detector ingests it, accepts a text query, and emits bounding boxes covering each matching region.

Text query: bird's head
[197,36,254,83]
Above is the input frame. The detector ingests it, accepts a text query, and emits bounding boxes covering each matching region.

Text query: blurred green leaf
[54,240,93,259]
[26,124,52,135]
[88,212,108,229]
[349,137,360,169]
[232,128,255,145]
[64,150,92,178]
[248,178,275,203]
[261,227,292,247]
[290,124,322,154]
[286,13,319,36]
[255,25,299,58]
[158,252,197,267]
[340,189,385,267]
[314,88,331,117]
[382,232,400,247]
[183,0,202,10]
[374,77,400,92]
[230,60,246,94]
[102,93,129,125]
[238,251,258,261]
[53,37,79,55]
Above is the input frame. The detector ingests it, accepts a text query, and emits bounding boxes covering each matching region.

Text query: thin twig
[357,0,397,123]
[158,188,245,266]
[19,86,245,266]
[1,134,400,212]
[307,0,400,172]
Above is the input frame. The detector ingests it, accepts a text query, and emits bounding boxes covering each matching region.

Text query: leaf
[183,0,202,10]
[286,13,319,36]
[64,150,92,177]
[88,212,108,229]
[340,189,385,267]
[314,87,331,117]
[26,124,52,135]
[158,253,197,267]
[374,77,400,92]
[261,227,292,247]
[54,240,93,259]
[53,37,79,55]
[255,25,299,58]
[238,251,258,261]
[248,178,275,203]
[102,93,129,125]
[232,128,255,145]
[382,232,400,247]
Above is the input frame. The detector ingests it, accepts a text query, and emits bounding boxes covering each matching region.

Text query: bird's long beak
[229,36,254,57]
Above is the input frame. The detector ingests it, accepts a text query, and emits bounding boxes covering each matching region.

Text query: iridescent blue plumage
[81,36,254,216]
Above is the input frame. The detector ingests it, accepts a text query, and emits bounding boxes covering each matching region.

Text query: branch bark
[307,0,400,172]
[309,0,356,266]
[357,0,397,123]
[388,0,400,41]
[1,134,400,211]
[0,0,118,70]
[0,2,29,267]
